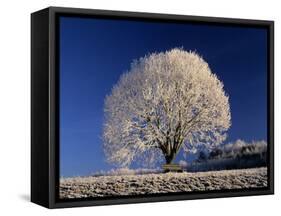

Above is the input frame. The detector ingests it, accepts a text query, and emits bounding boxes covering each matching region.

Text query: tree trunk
[160,140,182,165]
[165,152,176,164]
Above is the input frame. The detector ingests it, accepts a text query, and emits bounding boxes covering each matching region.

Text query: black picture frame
[31,6,274,209]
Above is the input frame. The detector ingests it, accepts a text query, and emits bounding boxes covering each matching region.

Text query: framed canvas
[31,6,274,208]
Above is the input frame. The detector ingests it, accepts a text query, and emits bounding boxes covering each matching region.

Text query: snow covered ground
[60,167,267,199]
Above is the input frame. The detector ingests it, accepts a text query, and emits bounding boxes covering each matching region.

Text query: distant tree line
[180,140,267,172]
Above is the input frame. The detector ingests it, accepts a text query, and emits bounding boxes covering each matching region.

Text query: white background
[0,0,279,215]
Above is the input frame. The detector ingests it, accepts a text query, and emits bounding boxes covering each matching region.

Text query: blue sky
[59,16,268,177]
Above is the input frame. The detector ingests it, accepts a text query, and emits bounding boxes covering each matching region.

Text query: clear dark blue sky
[59,16,267,177]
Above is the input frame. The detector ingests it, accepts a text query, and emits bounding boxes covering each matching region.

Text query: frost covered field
[60,167,267,199]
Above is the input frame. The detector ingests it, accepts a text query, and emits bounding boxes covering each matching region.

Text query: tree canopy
[103,48,231,167]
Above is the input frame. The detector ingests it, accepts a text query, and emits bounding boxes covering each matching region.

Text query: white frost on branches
[103,48,231,167]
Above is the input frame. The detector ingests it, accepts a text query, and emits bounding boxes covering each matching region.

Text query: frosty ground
[60,167,267,199]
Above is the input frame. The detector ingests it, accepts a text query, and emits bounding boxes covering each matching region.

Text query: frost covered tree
[103,48,231,167]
